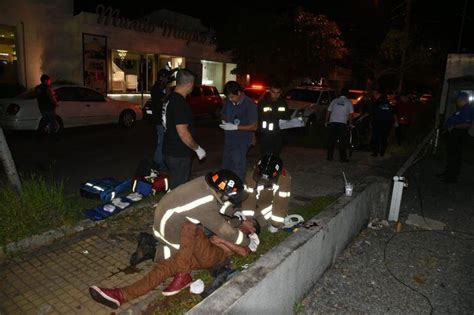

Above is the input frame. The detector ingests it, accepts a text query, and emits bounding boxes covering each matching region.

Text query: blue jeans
[154,125,165,171]
[222,142,251,181]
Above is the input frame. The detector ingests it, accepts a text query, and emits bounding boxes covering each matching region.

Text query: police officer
[371,93,398,157]
[325,87,354,162]
[220,155,291,233]
[150,169,260,262]
[437,91,473,183]
[258,83,290,156]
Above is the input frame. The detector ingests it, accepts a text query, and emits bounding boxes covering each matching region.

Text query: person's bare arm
[210,235,250,257]
[393,114,399,126]
[176,124,199,150]
[209,236,234,256]
[47,88,58,108]
[325,111,331,126]
[237,123,258,131]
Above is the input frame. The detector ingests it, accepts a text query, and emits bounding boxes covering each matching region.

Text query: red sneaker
[89,286,125,309]
[162,272,192,296]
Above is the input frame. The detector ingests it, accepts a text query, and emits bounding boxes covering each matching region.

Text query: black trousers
[395,124,410,146]
[163,155,192,189]
[372,121,392,156]
[445,129,469,180]
[327,122,348,160]
[259,132,283,157]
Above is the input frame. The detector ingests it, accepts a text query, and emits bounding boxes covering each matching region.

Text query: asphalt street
[3,118,225,194]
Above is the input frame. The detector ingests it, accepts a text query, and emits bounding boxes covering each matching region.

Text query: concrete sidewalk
[0,146,401,315]
[300,153,474,314]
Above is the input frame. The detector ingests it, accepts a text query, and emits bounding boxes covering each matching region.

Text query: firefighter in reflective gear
[152,169,257,261]
[258,83,290,156]
[221,155,291,231]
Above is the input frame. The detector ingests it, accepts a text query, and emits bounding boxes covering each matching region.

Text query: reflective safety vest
[258,97,289,133]
[152,176,250,258]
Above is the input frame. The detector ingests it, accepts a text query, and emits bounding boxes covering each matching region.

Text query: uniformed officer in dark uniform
[371,93,398,157]
[437,91,473,183]
[258,83,290,156]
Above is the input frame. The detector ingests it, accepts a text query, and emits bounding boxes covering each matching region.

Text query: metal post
[388,176,408,221]
[387,130,436,222]
[457,0,469,53]
[433,128,440,153]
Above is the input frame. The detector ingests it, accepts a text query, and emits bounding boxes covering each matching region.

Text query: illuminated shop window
[0,25,18,84]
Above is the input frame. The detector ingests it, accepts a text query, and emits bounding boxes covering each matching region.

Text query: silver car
[284,86,337,127]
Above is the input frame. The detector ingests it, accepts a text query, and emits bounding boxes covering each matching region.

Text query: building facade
[0,0,236,95]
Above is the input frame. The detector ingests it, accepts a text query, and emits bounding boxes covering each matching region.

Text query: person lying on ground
[89,219,260,309]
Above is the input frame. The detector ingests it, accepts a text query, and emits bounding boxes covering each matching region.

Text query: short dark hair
[224,81,242,96]
[270,82,282,90]
[340,87,350,96]
[457,91,469,102]
[176,69,195,86]
[40,74,50,83]
[250,217,261,235]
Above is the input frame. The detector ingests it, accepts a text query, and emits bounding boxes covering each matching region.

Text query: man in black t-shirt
[162,69,206,189]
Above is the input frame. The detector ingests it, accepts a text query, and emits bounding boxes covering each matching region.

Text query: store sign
[96,5,155,33]
[161,21,207,45]
[95,5,209,45]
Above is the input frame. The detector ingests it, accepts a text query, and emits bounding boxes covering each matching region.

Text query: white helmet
[283,214,304,230]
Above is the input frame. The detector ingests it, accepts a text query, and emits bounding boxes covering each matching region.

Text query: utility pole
[457,0,468,53]
[398,0,413,93]
[0,126,22,194]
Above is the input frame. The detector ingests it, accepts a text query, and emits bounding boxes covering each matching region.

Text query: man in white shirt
[325,87,354,162]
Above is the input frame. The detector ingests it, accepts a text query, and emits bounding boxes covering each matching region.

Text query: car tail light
[5,103,20,115]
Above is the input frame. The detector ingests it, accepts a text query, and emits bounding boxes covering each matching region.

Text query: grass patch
[0,175,97,247]
[0,175,163,248]
[152,195,337,315]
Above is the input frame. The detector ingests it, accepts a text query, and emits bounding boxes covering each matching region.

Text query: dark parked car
[143,85,223,120]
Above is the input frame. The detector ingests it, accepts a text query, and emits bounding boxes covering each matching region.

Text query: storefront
[0,0,237,100]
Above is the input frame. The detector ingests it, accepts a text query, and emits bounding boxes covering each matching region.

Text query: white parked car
[0,85,143,133]
[284,86,337,128]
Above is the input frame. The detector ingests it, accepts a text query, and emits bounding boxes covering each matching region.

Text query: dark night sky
[74,0,474,54]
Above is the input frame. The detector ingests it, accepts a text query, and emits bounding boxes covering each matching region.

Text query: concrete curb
[1,199,157,259]
[187,176,389,315]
